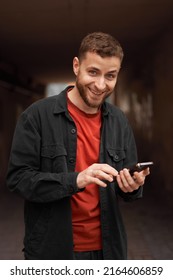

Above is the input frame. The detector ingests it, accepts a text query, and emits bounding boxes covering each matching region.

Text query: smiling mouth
[89,88,105,96]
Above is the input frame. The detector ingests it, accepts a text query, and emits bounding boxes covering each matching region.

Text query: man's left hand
[116,168,150,193]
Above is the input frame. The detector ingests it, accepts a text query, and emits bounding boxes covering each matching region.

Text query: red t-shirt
[68,95,102,251]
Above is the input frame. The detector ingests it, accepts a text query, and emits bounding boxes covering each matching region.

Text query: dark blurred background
[0,0,173,259]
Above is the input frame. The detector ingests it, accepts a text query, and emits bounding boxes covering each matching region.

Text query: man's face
[73,51,121,111]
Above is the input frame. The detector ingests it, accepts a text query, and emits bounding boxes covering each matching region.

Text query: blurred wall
[153,30,173,192]
[115,28,173,196]
[0,72,45,189]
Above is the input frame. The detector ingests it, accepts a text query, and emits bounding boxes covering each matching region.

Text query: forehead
[80,51,121,72]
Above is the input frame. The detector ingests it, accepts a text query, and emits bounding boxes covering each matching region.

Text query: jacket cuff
[63,172,85,195]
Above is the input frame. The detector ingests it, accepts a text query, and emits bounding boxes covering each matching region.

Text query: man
[6,32,150,260]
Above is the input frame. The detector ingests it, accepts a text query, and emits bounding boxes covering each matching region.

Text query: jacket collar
[53,86,72,114]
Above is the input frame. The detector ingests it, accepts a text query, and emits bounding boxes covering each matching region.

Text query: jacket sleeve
[6,109,81,203]
[117,118,143,202]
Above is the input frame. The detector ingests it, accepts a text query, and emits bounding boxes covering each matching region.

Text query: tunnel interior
[0,0,173,259]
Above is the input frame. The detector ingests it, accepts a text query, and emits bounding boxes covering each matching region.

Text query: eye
[106,73,117,80]
[88,70,97,76]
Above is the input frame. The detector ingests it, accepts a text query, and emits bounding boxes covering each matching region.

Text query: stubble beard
[76,78,113,109]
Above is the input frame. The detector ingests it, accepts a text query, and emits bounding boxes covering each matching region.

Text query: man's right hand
[76,163,118,189]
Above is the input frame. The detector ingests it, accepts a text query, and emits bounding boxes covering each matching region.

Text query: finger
[92,177,107,187]
[116,174,128,192]
[86,168,108,187]
[118,169,140,192]
[118,170,134,192]
[91,163,118,177]
[141,167,150,176]
[87,173,107,187]
[77,171,107,189]
[133,172,145,186]
[92,169,114,182]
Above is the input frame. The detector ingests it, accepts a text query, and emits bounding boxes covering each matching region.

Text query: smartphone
[129,161,154,175]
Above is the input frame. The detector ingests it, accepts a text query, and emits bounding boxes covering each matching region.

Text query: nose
[95,76,106,91]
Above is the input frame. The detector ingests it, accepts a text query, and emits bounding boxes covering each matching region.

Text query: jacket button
[69,158,75,163]
[71,128,76,134]
[114,155,119,160]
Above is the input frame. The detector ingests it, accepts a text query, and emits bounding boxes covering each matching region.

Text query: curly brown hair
[78,32,124,62]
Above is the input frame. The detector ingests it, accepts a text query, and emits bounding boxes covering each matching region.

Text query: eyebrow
[107,70,118,74]
[87,67,119,73]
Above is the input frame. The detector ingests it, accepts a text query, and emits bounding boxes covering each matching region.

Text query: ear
[73,57,79,76]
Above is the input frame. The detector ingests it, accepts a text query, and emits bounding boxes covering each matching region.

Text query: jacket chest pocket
[41,145,67,173]
[107,148,125,172]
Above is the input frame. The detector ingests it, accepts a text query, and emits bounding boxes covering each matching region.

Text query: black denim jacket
[6,86,142,260]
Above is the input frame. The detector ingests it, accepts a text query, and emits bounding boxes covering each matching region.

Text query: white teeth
[88,87,104,96]
[90,89,102,95]
[94,93,103,96]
